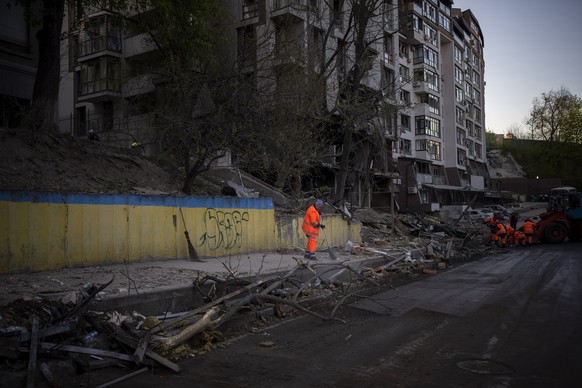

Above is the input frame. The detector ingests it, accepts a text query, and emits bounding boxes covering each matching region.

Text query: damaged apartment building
[1,1,488,214]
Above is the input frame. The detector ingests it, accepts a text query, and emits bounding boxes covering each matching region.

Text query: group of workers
[486,213,537,248]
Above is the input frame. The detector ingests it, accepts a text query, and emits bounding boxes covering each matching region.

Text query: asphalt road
[98,243,582,388]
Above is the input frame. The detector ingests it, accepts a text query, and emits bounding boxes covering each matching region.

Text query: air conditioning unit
[407,186,418,194]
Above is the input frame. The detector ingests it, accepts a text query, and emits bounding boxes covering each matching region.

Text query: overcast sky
[452,0,582,134]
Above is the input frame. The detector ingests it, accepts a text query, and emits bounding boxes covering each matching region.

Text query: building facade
[0,1,41,129]
[55,0,488,213]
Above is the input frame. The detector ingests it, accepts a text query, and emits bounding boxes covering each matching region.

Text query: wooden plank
[133,330,151,364]
[151,275,276,335]
[37,342,134,362]
[26,315,39,388]
[95,367,148,388]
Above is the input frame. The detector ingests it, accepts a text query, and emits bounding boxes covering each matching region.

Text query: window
[475,125,482,138]
[400,114,411,132]
[400,90,410,104]
[242,0,259,19]
[456,106,465,125]
[399,65,410,80]
[454,46,463,64]
[440,1,451,16]
[472,70,480,84]
[382,66,395,96]
[457,148,467,165]
[420,94,440,115]
[413,45,438,69]
[414,68,439,92]
[415,139,441,160]
[383,32,394,62]
[475,143,482,159]
[415,115,441,137]
[456,128,466,146]
[473,88,480,104]
[466,120,473,137]
[465,81,471,95]
[475,107,481,122]
[439,13,451,32]
[455,86,464,103]
[400,139,412,155]
[423,1,437,23]
[423,24,437,46]
[455,66,464,84]
[79,56,121,95]
[467,139,475,156]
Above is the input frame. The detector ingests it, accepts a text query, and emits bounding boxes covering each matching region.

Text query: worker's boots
[304,251,317,261]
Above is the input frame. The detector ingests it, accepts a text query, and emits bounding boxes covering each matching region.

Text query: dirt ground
[0,130,210,196]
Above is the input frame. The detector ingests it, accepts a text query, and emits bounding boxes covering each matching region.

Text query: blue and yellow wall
[0,191,360,273]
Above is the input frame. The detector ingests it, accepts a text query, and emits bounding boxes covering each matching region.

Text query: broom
[179,207,203,262]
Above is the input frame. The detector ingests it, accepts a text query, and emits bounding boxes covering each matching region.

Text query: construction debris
[0,207,502,384]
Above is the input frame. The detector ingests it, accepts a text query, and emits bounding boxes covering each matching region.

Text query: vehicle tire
[543,222,567,243]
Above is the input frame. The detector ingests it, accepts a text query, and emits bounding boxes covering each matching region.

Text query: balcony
[78,56,121,102]
[77,35,122,61]
[123,34,157,58]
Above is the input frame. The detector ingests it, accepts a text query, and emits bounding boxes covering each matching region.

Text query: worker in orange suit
[522,218,537,245]
[505,225,516,245]
[514,230,526,246]
[302,199,325,260]
[495,222,507,248]
[486,216,498,244]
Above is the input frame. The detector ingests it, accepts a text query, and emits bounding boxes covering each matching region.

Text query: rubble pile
[0,208,501,386]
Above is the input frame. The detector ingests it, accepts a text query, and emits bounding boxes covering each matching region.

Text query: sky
[451,0,582,134]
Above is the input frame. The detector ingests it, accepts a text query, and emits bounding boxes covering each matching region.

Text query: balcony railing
[79,77,121,96]
[78,35,122,58]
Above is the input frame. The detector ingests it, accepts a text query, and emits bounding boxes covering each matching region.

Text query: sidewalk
[0,249,394,315]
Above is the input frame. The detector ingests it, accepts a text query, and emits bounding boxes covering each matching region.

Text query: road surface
[97,243,582,387]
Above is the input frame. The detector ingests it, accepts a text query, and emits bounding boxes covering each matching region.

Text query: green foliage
[501,139,582,189]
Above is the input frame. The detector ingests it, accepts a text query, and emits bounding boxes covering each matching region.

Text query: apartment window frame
[415,139,441,161]
[415,115,441,138]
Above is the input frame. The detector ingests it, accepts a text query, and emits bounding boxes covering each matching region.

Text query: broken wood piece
[133,330,151,364]
[152,275,277,334]
[52,275,115,323]
[27,315,39,388]
[36,342,134,362]
[153,307,219,352]
[20,324,72,343]
[95,367,149,388]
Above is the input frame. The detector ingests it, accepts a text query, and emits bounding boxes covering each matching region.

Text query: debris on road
[0,207,504,385]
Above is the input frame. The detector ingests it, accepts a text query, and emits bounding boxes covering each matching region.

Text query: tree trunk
[30,0,66,137]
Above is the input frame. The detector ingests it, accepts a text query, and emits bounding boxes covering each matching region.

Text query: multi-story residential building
[0,1,41,129]
[55,0,488,213]
[395,0,488,213]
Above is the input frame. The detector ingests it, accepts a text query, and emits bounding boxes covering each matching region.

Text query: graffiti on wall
[199,208,250,250]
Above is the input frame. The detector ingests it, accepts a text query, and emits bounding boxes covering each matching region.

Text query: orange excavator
[535,187,582,243]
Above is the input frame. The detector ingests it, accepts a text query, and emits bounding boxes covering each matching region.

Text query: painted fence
[0,191,361,273]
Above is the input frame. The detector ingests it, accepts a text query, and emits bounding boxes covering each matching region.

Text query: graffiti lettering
[199,208,250,250]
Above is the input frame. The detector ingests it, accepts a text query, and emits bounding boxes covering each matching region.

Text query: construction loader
[535,187,582,243]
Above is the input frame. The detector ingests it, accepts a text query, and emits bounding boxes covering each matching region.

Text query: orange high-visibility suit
[522,220,536,245]
[302,204,322,257]
[496,222,507,248]
[514,230,526,246]
[505,225,515,245]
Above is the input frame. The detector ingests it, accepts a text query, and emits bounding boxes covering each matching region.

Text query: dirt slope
[0,131,186,195]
